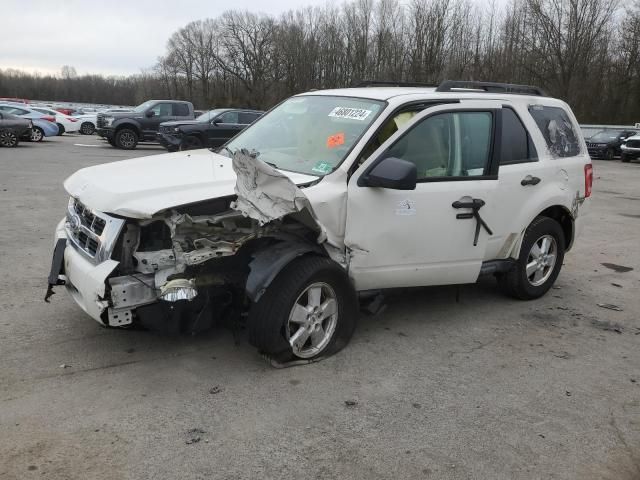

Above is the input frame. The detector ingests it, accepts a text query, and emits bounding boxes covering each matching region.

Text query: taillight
[584,164,593,198]
[42,115,56,122]
[69,118,78,122]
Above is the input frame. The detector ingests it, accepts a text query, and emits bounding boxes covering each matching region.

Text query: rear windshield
[528,105,581,158]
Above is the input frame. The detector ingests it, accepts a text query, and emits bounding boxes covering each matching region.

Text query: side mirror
[359,157,417,190]
[146,110,155,118]
[212,118,221,125]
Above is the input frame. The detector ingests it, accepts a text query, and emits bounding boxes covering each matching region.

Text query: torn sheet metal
[231,150,325,233]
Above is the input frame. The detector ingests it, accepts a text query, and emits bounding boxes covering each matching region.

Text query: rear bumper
[621,147,640,159]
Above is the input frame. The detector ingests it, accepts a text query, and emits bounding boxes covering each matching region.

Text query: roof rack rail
[436,80,547,97]
[355,80,436,88]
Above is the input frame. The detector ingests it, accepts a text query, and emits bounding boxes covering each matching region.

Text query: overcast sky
[0,0,330,76]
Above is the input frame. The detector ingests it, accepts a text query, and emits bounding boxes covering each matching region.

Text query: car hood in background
[64,149,319,219]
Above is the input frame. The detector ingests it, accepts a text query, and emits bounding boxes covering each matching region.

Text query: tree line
[1,0,638,124]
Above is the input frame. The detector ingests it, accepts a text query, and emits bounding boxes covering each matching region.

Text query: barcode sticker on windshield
[328,107,372,121]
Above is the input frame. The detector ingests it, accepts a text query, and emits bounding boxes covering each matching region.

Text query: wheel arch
[114,121,141,136]
[511,204,574,259]
[244,239,327,303]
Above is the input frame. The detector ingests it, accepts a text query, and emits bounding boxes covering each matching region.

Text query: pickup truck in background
[97,100,194,149]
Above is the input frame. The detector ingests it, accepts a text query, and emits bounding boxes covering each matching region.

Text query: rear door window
[173,103,190,116]
[501,108,538,165]
[528,105,580,158]
[219,111,239,124]
[238,112,259,124]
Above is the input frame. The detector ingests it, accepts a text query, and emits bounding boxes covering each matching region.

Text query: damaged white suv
[47,81,593,364]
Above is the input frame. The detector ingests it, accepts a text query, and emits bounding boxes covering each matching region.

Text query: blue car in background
[0,103,59,141]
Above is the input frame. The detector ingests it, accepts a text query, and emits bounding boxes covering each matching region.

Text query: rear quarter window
[528,105,581,158]
[174,103,190,116]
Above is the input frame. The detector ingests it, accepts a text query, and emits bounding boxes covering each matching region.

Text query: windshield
[197,109,224,122]
[225,95,385,176]
[590,131,623,142]
[133,101,155,113]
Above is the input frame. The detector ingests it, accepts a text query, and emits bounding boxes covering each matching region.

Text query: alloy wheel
[0,130,18,147]
[526,234,558,286]
[286,282,338,358]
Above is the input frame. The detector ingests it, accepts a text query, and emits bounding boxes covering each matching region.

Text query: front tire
[248,256,358,363]
[115,128,138,149]
[180,135,203,150]
[498,216,565,300]
[0,130,19,147]
[621,154,630,163]
[80,122,95,135]
[30,127,44,142]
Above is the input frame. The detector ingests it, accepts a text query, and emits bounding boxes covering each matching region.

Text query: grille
[66,198,124,263]
[96,113,106,128]
[159,125,174,134]
[626,140,640,148]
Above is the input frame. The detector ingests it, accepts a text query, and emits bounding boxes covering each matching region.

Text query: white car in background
[74,108,134,135]
[30,106,80,135]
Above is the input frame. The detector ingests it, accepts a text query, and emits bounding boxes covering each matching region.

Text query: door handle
[452,197,493,246]
[521,175,541,186]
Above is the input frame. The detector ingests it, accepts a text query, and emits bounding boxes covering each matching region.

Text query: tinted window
[219,111,239,124]
[174,103,189,116]
[150,103,174,117]
[238,112,260,124]
[385,111,493,180]
[501,109,538,165]
[528,105,580,157]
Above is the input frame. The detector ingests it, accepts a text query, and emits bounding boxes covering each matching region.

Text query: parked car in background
[73,108,134,135]
[55,107,75,116]
[586,130,637,160]
[0,112,32,147]
[30,106,81,135]
[0,104,59,140]
[621,134,640,163]
[27,118,59,141]
[97,100,194,149]
[157,108,263,151]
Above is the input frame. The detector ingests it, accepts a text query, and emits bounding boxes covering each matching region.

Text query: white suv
[47,81,593,364]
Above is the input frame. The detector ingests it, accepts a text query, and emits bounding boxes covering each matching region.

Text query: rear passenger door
[144,103,177,138]
[486,103,585,261]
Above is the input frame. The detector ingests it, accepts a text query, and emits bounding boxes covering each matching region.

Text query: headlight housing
[173,127,181,133]
[104,116,115,127]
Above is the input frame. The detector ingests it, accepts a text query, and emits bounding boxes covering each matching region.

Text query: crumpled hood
[64,149,318,219]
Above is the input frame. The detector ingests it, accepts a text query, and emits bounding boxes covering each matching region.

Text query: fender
[112,118,142,134]
[245,240,324,302]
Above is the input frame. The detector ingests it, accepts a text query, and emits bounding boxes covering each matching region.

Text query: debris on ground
[597,303,623,312]
[361,293,386,315]
[601,263,634,273]
[592,319,624,334]
[185,428,205,445]
[344,400,358,407]
[59,364,71,369]
[208,386,222,395]
[611,283,623,288]
[565,391,572,397]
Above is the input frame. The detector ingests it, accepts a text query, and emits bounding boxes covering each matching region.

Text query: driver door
[345,101,502,290]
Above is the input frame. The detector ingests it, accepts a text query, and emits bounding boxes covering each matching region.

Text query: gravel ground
[0,135,639,480]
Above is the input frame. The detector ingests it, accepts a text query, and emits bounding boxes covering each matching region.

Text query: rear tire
[604,147,614,160]
[115,128,138,149]
[30,127,44,142]
[0,130,19,147]
[80,122,95,135]
[498,216,565,300]
[56,123,65,136]
[248,255,358,363]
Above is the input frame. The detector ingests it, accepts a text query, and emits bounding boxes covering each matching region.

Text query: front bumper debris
[157,132,182,150]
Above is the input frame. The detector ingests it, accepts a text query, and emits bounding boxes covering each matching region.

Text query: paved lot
[1,135,639,480]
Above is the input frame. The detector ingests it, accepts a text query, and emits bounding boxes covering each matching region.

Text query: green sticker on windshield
[311,161,333,174]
